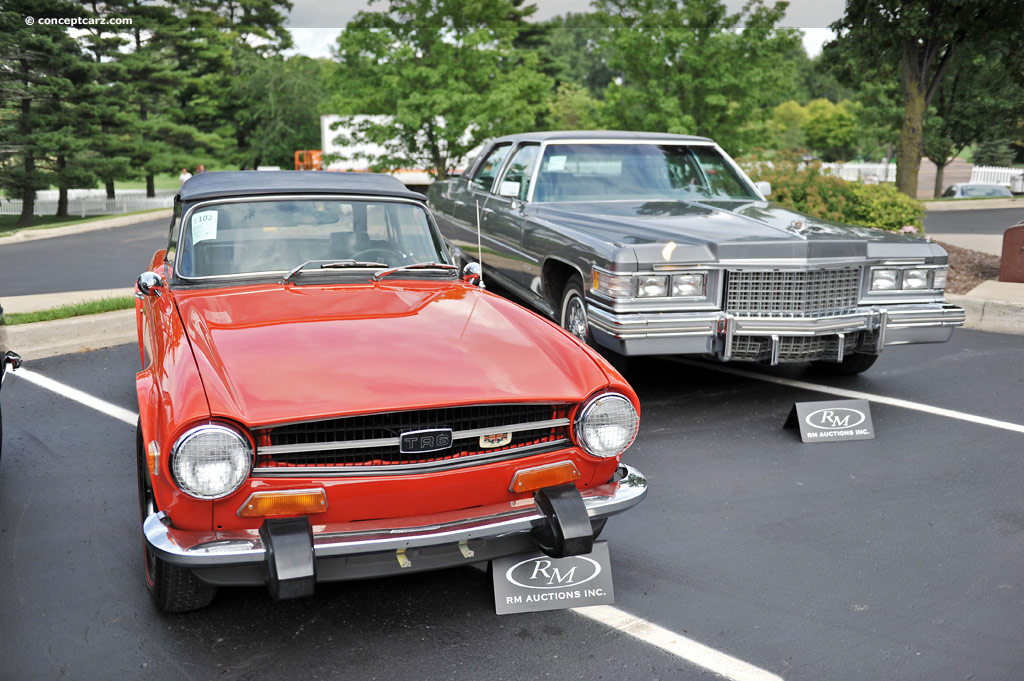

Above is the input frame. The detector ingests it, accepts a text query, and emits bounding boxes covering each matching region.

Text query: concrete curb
[0,209,172,247]
[923,198,1024,212]
[947,294,1024,336]
[2,288,136,315]
[6,309,136,361]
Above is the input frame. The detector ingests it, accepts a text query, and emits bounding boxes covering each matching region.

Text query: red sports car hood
[173,281,609,426]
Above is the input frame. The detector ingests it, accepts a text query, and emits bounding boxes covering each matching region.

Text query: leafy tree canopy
[331,0,553,177]
[595,0,801,153]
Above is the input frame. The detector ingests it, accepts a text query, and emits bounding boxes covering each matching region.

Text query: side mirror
[754,181,772,197]
[498,181,521,198]
[136,271,165,299]
[462,262,482,286]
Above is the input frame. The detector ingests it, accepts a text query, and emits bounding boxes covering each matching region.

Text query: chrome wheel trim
[563,290,589,342]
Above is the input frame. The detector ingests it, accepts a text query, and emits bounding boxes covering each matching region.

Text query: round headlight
[171,425,253,499]
[575,393,639,458]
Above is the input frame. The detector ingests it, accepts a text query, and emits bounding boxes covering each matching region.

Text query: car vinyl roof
[177,171,426,203]
[488,130,715,144]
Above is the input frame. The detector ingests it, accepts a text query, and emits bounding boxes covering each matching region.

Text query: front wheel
[559,279,592,344]
[559,278,630,375]
[137,422,217,612]
[811,353,879,375]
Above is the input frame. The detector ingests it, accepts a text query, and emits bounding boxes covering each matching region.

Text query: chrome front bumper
[588,303,966,361]
[143,464,647,587]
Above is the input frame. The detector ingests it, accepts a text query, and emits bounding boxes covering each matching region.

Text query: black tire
[137,421,217,612]
[811,353,879,375]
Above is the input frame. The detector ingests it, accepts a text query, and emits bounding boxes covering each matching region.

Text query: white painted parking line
[573,605,783,681]
[10,367,137,426]
[10,365,783,680]
[674,359,1024,435]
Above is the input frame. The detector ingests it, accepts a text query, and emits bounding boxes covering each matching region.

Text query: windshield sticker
[547,155,566,171]
[191,211,218,244]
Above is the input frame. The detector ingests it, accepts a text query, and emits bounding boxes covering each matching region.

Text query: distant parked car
[429,130,966,375]
[134,171,647,611]
[0,304,22,462]
[941,182,1013,199]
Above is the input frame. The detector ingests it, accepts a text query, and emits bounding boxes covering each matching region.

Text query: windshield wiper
[282,259,388,284]
[371,262,459,281]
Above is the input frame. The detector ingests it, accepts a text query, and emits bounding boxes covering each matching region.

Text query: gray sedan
[428,131,965,374]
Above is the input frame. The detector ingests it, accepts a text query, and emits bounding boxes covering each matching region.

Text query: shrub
[743,153,923,232]
[846,182,924,232]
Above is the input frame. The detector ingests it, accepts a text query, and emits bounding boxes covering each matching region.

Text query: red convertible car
[135,171,647,611]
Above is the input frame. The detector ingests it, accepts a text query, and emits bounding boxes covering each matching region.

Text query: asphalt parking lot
[2,329,1021,681]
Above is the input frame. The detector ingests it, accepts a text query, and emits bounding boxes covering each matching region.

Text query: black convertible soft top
[177,171,426,203]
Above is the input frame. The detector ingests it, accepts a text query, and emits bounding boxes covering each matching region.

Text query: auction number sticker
[191,211,218,244]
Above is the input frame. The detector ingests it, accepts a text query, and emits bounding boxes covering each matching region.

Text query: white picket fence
[821,162,897,183]
[0,190,174,217]
[970,165,1023,185]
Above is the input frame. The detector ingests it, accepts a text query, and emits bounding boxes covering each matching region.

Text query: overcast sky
[283,0,845,60]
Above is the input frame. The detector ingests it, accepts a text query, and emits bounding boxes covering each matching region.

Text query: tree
[803,99,859,162]
[330,0,553,177]
[77,0,136,200]
[535,12,616,96]
[924,52,1024,195]
[829,0,1024,197]
[594,0,801,153]
[0,0,89,225]
[769,100,808,152]
[543,82,604,131]
[230,53,328,169]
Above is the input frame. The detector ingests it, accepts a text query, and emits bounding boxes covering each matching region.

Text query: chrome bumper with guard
[143,464,647,591]
[588,303,966,361]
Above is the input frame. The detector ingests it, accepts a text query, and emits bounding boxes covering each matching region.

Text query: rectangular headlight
[636,275,669,297]
[871,269,900,291]
[592,270,633,298]
[901,268,930,290]
[671,273,706,297]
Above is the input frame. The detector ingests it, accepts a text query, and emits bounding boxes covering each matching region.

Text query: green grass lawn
[111,173,182,192]
[4,296,136,325]
[0,208,169,237]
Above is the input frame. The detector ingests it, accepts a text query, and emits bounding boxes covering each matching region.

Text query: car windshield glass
[533,143,759,202]
[176,198,446,279]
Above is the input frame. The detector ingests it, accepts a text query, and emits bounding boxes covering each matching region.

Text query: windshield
[176,198,447,279]
[533,143,759,202]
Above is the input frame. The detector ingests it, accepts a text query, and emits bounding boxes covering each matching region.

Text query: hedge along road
[1,327,1022,681]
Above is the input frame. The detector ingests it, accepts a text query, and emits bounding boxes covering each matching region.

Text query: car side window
[496,144,539,200]
[470,144,512,192]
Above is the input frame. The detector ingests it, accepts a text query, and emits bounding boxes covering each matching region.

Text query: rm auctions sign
[492,542,615,614]
[787,399,875,443]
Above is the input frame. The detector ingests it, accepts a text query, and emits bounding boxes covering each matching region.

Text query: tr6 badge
[399,428,453,454]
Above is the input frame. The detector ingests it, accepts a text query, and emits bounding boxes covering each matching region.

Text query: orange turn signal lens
[147,441,160,476]
[509,461,582,493]
[237,488,328,518]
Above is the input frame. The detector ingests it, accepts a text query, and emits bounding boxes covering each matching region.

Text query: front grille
[254,404,571,472]
[729,334,854,361]
[725,268,861,318]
